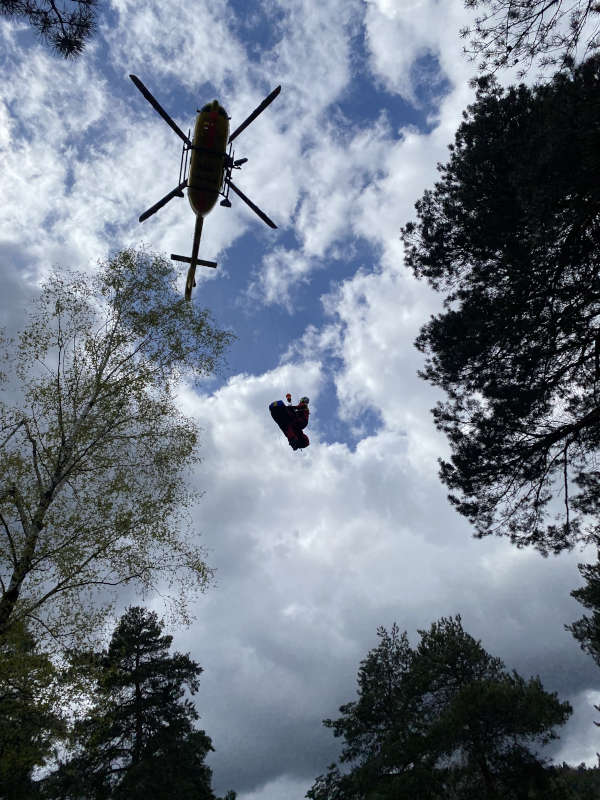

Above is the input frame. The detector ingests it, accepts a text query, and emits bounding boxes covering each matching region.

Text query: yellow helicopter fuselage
[187,100,230,217]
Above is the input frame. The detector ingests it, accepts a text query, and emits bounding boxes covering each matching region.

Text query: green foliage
[567,559,600,725]
[0,621,66,798]
[551,762,600,798]
[568,559,600,667]
[401,56,600,554]
[0,248,234,648]
[512,760,600,799]
[461,0,600,77]
[307,616,571,799]
[43,606,226,799]
[0,0,97,57]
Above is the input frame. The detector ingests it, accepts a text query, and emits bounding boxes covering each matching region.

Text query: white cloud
[3,1,599,798]
[174,365,595,796]
[554,690,600,767]
[262,0,363,112]
[248,248,315,310]
[105,0,246,91]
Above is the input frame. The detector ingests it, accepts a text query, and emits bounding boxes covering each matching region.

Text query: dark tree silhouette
[549,761,600,795]
[567,559,600,729]
[0,0,97,57]
[0,622,65,797]
[401,57,600,555]
[461,0,600,76]
[43,607,230,799]
[307,617,571,799]
[568,560,600,668]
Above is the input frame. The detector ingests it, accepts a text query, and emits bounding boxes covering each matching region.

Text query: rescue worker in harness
[269,394,310,450]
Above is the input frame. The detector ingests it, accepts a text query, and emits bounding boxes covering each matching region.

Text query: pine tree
[567,560,600,728]
[308,617,571,799]
[460,0,600,77]
[0,0,97,57]
[0,622,65,798]
[44,607,223,799]
[401,56,600,555]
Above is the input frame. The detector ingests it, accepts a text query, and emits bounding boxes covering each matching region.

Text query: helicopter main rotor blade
[228,85,281,144]
[139,180,187,222]
[228,180,277,228]
[130,74,192,147]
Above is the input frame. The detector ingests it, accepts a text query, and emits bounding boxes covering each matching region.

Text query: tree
[0,248,233,648]
[43,606,225,799]
[567,559,600,727]
[400,56,600,555]
[568,560,600,666]
[460,0,600,77]
[0,0,97,57]
[309,623,434,800]
[413,618,571,799]
[550,761,600,797]
[307,617,571,799]
[0,622,66,798]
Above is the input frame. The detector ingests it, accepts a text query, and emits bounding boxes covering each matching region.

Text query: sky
[1,0,600,798]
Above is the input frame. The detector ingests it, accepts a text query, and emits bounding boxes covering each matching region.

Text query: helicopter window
[217,107,227,118]
[201,103,212,112]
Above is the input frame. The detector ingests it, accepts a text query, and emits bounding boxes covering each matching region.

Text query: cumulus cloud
[172,365,596,796]
[2,1,599,798]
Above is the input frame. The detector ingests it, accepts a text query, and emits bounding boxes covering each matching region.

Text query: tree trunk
[0,485,55,636]
[134,648,143,765]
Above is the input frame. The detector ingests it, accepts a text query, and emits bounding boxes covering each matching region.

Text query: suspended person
[269,395,310,450]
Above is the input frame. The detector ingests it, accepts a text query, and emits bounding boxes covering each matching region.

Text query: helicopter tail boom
[172,216,218,301]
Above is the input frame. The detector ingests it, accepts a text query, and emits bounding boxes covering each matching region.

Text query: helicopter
[129,75,281,300]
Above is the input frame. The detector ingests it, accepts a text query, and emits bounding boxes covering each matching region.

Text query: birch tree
[0,248,233,647]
